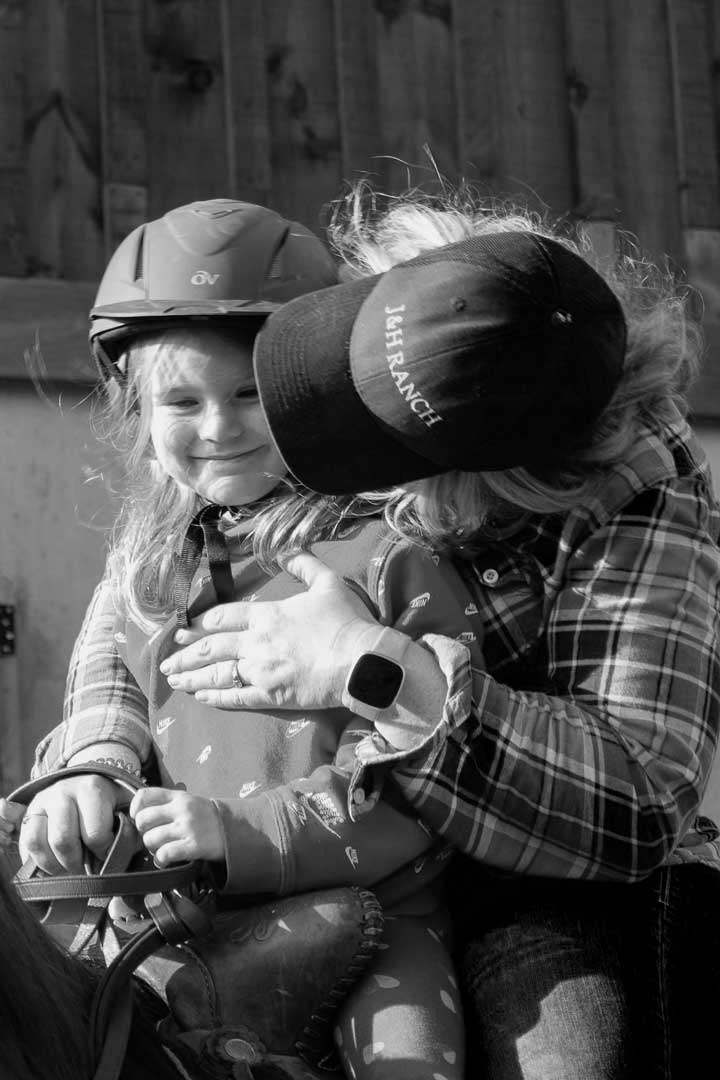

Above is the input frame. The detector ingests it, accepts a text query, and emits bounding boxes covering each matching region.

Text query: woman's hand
[159,552,382,711]
[0,798,25,849]
[17,775,124,875]
[130,787,224,867]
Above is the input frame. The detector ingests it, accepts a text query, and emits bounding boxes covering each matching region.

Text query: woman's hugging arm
[384,478,720,882]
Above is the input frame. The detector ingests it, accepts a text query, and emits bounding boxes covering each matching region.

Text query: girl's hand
[130,787,224,867]
[159,552,381,711]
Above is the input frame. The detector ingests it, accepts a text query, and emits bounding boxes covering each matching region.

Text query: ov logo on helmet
[190,269,220,285]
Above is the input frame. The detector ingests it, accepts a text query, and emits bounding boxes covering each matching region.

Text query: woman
[148,190,720,1079]
[19,188,720,1078]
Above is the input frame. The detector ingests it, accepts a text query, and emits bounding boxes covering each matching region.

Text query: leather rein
[9,764,213,1080]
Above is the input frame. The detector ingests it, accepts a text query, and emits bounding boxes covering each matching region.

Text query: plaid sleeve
[367,477,720,882]
[31,574,153,776]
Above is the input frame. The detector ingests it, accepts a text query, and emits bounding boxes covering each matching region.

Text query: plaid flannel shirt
[34,409,720,882]
[353,410,720,881]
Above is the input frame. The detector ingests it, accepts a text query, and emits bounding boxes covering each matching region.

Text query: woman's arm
[381,478,720,881]
[160,480,720,884]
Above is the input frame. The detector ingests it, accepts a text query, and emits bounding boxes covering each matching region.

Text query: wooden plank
[713,0,720,131]
[374,2,422,193]
[333,1,382,186]
[501,0,573,215]
[103,183,148,261]
[0,276,96,383]
[374,0,457,195]
[143,0,230,218]
[607,0,682,261]
[673,3,720,417]
[686,228,720,417]
[579,220,619,269]
[265,0,341,230]
[411,0,458,186]
[23,0,103,280]
[666,0,720,228]
[0,0,26,275]
[453,0,572,216]
[96,0,149,259]
[219,0,271,205]
[563,0,619,221]
[452,0,502,186]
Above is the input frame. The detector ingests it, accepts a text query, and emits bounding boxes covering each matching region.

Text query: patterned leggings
[333,910,464,1080]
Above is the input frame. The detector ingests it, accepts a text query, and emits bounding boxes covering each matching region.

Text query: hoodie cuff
[212,792,285,896]
[368,634,472,755]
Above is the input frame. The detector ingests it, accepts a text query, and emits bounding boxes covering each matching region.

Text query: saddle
[10,764,384,1080]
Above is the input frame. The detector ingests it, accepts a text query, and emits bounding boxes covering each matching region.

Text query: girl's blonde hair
[99,184,701,630]
[98,327,374,631]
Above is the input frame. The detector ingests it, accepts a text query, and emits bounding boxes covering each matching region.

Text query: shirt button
[482,568,499,586]
[353,788,366,805]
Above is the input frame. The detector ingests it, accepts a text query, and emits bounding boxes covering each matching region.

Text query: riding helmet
[90,198,338,383]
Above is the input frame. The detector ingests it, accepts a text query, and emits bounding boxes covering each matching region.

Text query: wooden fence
[1,1,719,391]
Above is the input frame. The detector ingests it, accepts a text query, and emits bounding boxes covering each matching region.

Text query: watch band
[364,626,411,664]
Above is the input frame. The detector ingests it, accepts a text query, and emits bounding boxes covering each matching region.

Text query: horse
[0,850,182,1080]
[1,824,384,1080]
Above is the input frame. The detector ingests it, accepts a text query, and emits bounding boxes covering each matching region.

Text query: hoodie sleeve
[214,730,434,896]
[32,572,154,776]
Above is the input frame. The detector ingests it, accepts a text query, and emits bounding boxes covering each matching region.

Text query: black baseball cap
[253,231,627,495]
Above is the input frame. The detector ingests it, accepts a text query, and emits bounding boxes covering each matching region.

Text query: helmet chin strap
[173,505,235,628]
[172,480,290,626]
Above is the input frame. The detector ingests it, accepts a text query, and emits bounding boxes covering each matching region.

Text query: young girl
[15,198,478,1080]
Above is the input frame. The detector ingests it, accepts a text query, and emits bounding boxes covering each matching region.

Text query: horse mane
[0,853,180,1080]
[0,852,96,1079]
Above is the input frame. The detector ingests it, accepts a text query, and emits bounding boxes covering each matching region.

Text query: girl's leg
[334,911,464,1080]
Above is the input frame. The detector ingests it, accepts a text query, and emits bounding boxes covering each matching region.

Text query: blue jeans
[451,861,720,1080]
[636,862,720,1078]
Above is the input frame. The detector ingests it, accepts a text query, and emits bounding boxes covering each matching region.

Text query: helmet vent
[267,250,284,279]
[133,227,146,282]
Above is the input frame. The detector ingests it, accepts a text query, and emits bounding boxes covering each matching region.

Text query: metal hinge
[0,605,15,655]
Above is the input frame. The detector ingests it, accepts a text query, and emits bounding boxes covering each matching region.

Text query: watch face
[346,654,404,709]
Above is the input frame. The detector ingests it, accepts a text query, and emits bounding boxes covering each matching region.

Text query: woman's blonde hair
[99,184,702,629]
[325,182,701,507]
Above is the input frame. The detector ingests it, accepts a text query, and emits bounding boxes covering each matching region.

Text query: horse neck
[0,866,95,1079]
[1,857,186,1080]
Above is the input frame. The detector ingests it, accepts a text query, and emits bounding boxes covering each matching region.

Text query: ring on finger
[231,660,246,689]
[20,811,48,826]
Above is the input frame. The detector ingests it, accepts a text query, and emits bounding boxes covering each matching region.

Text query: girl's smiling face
[146,327,287,506]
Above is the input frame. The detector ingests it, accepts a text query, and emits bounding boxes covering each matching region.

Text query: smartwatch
[342,626,410,722]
